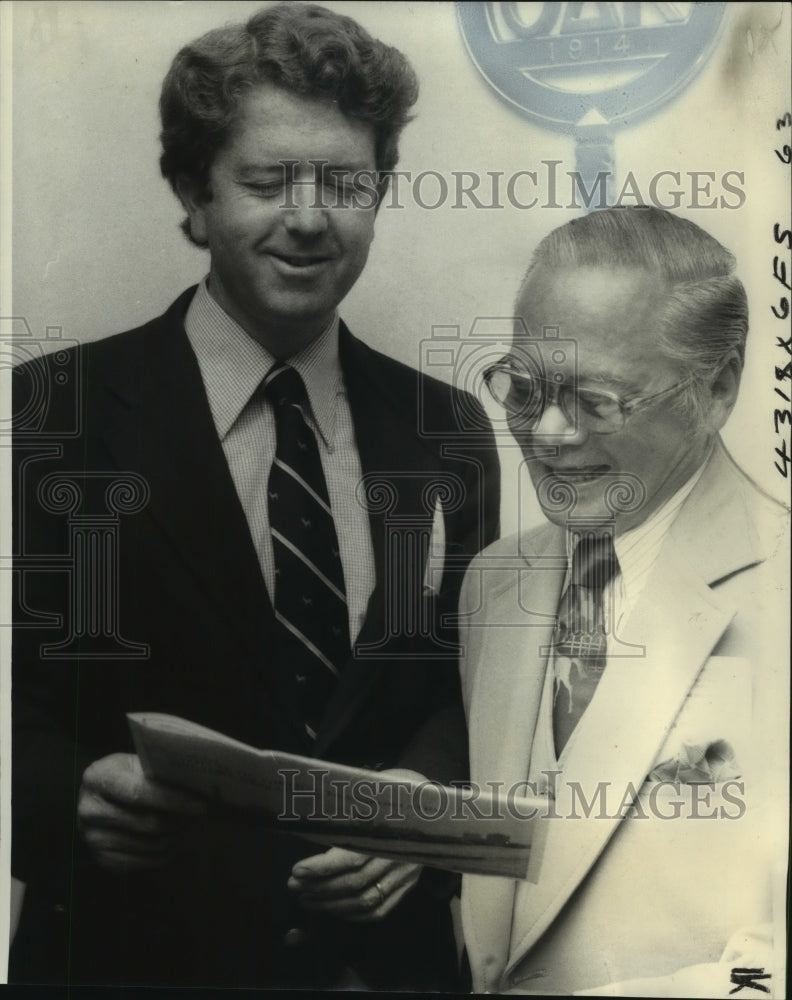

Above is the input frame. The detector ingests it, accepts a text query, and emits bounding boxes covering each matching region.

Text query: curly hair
[159,3,419,243]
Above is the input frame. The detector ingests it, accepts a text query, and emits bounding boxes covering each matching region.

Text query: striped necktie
[552,532,619,756]
[263,363,350,745]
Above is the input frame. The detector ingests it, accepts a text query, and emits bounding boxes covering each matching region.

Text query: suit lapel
[337,324,441,594]
[98,292,277,676]
[505,545,736,970]
[504,442,770,973]
[468,527,566,790]
[462,527,566,984]
[315,326,442,752]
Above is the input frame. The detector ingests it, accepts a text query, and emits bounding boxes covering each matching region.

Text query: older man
[10,3,498,990]
[460,207,788,996]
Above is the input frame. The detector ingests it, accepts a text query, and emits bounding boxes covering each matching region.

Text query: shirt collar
[184,278,343,446]
[612,459,707,602]
[564,454,710,604]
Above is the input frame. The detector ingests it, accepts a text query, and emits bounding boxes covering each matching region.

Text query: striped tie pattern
[263,364,350,743]
[552,532,619,755]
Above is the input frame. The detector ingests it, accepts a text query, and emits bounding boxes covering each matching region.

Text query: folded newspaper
[128,712,544,879]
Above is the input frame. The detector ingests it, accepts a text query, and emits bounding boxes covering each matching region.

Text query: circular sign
[456,2,726,133]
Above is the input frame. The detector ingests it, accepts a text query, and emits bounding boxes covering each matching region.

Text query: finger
[78,792,171,837]
[78,786,199,835]
[299,878,388,916]
[129,778,207,815]
[82,754,151,804]
[301,877,418,921]
[345,864,422,922]
[300,863,421,916]
[83,754,206,815]
[290,847,370,882]
[343,877,419,922]
[290,855,389,898]
[82,827,171,872]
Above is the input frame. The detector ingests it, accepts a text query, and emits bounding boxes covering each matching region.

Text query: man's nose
[530,401,587,444]
[283,184,330,236]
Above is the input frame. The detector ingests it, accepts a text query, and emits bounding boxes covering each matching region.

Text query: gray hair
[519,207,747,418]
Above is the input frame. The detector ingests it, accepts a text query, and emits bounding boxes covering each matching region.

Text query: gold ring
[374,881,385,905]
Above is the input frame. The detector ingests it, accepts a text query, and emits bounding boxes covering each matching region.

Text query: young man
[11,4,499,989]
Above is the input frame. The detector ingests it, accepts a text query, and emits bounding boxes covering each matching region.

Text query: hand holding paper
[288,767,425,921]
[126,712,542,878]
[77,752,207,872]
[289,847,421,921]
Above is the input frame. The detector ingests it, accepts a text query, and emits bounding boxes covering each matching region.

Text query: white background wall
[10,2,792,530]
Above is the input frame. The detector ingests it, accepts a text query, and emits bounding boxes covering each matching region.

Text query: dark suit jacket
[10,288,500,990]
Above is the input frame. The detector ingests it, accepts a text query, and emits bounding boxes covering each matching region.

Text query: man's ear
[175,176,209,246]
[706,349,742,431]
[373,173,391,216]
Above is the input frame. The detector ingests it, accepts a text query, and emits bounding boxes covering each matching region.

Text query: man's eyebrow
[235,161,376,179]
[235,164,287,179]
[577,370,639,392]
[321,162,378,173]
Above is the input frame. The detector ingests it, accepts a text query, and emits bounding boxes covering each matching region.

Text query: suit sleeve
[11,384,98,901]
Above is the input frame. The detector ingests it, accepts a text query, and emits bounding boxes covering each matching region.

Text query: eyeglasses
[482,359,695,435]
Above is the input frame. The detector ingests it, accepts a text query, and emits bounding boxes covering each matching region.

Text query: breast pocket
[646,656,752,788]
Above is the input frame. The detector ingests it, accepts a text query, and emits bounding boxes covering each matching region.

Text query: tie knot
[569,532,618,591]
[262,364,308,409]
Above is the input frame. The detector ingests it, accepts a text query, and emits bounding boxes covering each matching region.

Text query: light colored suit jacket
[460,441,789,996]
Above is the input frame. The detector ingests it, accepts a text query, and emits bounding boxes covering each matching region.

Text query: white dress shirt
[184,278,376,644]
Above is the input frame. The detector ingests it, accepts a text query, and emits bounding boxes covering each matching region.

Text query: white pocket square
[649,738,741,784]
[422,497,445,595]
